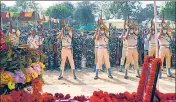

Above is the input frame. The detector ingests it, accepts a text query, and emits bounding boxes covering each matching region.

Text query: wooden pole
[154,1,159,58]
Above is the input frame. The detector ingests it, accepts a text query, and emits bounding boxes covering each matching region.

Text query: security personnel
[119,21,134,72]
[124,19,140,79]
[58,21,77,80]
[94,19,113,79]
[147,21,156,57]
[157,18,173,78]
[93,30,105,72]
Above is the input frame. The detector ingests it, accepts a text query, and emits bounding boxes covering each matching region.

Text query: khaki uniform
[95,39,105,66]
[158,34,171,69]
[96,34,110,69]
[148,34,156,56]
[125,34,139,70]
[121,38,134,66]
[60,33,75,70]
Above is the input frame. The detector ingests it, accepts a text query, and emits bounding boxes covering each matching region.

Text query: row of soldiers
[118,18,175,79]
[2,17,175,80]
[56,17,175,80]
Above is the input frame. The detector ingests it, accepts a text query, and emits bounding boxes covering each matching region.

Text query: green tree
[73,1,95,26]
[94,1,113,20]
[1,3,9,12]
[8,6,20,12]
[109,1,137,19]
[15,0,39,12]
[160,1,175,21]
[45,2,74,19]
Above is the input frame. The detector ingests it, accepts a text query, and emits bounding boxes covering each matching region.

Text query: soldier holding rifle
[157,17,173,78]
[147,20,156,57]
[58,18,77,80]
[94,17,113,80]
[119,20,134,72]
[123,19,140,79]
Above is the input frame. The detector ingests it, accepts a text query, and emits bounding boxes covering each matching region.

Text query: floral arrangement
[136,56,154,101]
[156,89,176,101]
[143,58,162,102]
[0,62,45,93]
[0,78,43,102]
[89,90,139,102]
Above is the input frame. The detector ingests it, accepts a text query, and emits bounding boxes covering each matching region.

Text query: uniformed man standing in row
[93,30,105,72]
[94,19,113,79]
[124,19,140,79]
[58,19,77,80]
[157,17,173,78]
[119,20,134,72]
[147,21,156,57]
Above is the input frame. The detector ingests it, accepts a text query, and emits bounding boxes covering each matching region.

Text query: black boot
[101,64,105,72]
[73,69,77,79]
[108,68,113,79]
[159,72,162,79]
[94,69,99,80]
[119,65,123,72]
[136,70,140,78]
[167,68,173,77]
[58,70,63,80]
[124,70,128,79]
[93,64,96,72]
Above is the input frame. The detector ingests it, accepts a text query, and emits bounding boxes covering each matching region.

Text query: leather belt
[97,45,107,48]
[62,45,72,49]
[95,45,99,48]
[123,45,128,48]
[128,45,137,49]
[160,45,169,48]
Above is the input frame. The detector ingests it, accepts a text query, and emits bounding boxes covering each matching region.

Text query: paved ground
[42,67,175,96]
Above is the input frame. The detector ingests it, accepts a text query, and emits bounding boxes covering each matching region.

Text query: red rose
[0,38,5,44]
[1,44,7,50]
[0,31,4,36]
[58,93,64,98]
[64,94,70,99]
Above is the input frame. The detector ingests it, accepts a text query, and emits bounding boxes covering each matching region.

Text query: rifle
[161,16,175,52]
[62,18,65,35]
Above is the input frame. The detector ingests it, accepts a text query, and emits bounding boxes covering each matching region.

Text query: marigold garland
[143,58,162,102]
[32,78,43,97]
[136,56,154,101]
[0,94,12,102]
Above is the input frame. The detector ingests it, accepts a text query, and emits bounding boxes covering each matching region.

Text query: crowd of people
[1,17,175,80]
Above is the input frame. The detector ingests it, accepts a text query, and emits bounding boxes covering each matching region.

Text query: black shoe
[119,65,123,72]
[74,76,77,80]
[167,74,174,78]
[124,76,128,79]
[136,75,140,78]
[108,75,113,79]
[101,69,105,72]
[58,76,63,80]
[94,76,99,80]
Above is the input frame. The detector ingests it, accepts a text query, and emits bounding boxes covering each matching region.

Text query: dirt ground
[42,67,175,96]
